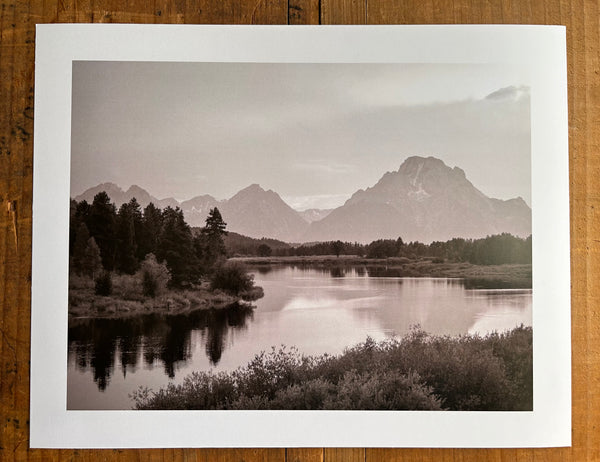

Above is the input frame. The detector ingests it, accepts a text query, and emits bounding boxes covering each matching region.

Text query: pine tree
[82,237,102,278]
[87,192,117,271]
[115,202,139,274]
[127,198,144,260]
[157,207,198,287]
[71,222,91,275]
[198,207,228,271]
[138,202,163,259]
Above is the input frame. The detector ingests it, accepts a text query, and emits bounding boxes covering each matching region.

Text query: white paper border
[31,24,570,448]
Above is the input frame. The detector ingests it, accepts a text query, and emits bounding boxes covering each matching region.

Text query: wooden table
[1,0,597,460]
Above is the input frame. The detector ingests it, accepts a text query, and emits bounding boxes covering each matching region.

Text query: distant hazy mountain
[219,184,309,241]
[298,208,333,223]
[74,183,180,211]
[74,183,218,226]
[75,156,531,244]
[303,156,531,243]
[75,183,308,240]
[180,195,222,227]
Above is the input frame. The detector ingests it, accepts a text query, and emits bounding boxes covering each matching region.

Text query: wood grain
[1,0,598,460]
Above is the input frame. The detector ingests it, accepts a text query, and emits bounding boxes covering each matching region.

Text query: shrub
[329,370,442,410]
[210,261,255,296]
[139,253,170,298]
[132,327,532,411]
[112,273,144,301]
[94,271,112,296]
[267,378,336,410]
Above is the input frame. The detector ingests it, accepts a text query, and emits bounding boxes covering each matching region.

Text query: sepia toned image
[67,61,533,411]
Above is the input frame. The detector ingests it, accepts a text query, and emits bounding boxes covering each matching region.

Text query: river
[67,265,532,409]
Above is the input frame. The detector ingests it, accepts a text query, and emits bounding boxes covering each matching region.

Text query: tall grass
[132,325,532,411]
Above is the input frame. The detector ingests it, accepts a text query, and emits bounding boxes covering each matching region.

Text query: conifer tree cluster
[69,192,228,288]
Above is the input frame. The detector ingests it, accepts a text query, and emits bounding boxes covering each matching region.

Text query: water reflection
[68,304,253,391]
[67,265,532,409]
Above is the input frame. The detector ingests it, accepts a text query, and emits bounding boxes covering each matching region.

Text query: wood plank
[571,0,600,461]
[193,448,285,461]
[321,0,366,24]
[368,448,457,462]
[323,448,364,462]
[289,0,320,25]
[287,448,324,462]
[182,0,287,25]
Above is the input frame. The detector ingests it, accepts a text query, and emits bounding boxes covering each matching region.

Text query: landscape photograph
[67,61,533,411]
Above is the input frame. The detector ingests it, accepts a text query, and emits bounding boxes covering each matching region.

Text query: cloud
[485,85,530,101]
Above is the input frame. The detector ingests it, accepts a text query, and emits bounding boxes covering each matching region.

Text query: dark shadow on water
[463,277,532,290]
[366,266,410,278]
[68,304,254,391]
[329,266,345,278]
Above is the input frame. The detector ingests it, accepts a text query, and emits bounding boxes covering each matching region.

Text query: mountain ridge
[304,156,530,243]
[74,156,531,243]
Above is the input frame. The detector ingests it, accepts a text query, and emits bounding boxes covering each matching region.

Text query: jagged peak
[399,155,447,172]
[126,184,149,194]
[89,181,123,192]
[452,166,466,178]
[239,183,265,193]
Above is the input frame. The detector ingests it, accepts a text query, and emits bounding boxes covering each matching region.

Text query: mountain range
[74,156,531,244]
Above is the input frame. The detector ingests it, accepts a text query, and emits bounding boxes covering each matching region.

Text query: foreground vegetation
[132,325,532,411]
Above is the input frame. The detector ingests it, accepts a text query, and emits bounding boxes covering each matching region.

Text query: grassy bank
[68,274,263,319]
[132,325,532,411]
[234,256,532,288]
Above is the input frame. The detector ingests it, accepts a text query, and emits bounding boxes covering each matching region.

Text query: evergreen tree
[71,222,90,275]
[138,202,163,259]
[87,192,117,270]
[82,237,102,278]
[69,199,91,256]
[116,202,139,274]
[127,198,144,260]
[157,207,198,287]
[332,240,344,257]
[197,207,228,271]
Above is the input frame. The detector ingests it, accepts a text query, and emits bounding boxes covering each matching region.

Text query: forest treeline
[70,192,532,293]
[227,233,532,265]
[70,192,235,292]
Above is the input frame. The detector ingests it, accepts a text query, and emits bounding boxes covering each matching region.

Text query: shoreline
[68,283,263,321]
[234,256,532,289]
[68,257,531,321]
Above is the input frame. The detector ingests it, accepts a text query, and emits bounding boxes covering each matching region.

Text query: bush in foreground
[132,326,532,411]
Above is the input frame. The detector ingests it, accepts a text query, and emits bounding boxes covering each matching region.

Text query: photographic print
[31,25,570,448]
[67,62,533,412]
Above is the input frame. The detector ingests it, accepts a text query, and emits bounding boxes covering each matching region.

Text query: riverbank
[233,256,532,288]
[68,274,263,320]
[132,325,532,411]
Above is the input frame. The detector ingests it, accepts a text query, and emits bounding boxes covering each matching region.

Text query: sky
[71,62,531,210]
